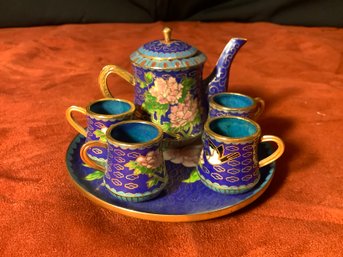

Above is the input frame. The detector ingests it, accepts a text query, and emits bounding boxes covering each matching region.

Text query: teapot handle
[98,65,135,98]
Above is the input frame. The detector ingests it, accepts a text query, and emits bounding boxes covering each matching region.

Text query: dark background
[0,0,342,28]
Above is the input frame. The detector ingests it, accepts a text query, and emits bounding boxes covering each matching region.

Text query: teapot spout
[204,38,247,99]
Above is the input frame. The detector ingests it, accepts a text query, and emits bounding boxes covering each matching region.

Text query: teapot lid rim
[139,39,198,57]
[130,39,206,69]
[130,50,206,70]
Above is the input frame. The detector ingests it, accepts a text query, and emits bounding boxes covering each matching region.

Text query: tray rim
[65,134,276,222]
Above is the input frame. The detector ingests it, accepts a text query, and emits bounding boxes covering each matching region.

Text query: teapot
[98,27,246,146]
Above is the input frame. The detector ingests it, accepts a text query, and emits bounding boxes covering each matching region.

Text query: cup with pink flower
[79,120,168,202]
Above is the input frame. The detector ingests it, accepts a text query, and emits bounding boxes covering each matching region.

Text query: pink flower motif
[168,93,198,128]
[149,77,183,104]
[136,150,163,169]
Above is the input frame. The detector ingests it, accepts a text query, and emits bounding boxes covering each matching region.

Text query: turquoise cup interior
[209,117,258,138]
[110,122,160,143]
[213,93,253,108]
[90,99,132,115]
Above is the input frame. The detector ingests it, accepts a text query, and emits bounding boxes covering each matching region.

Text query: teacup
[209,92,265,120]
[66,98,135,164]
[197,116,284,194]
[80,120,168,202]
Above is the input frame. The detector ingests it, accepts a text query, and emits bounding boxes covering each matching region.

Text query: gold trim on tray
[66,170,274,222]
[65,133,275,222]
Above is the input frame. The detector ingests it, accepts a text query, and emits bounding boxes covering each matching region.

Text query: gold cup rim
[205,116,261,143]
[105,120,164,147]
[209,92,257,112]
[86,98,135,119]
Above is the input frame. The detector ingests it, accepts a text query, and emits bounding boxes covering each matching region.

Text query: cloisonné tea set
[65,28,285,221]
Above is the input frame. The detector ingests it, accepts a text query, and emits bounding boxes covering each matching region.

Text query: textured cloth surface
[0,22,342,256]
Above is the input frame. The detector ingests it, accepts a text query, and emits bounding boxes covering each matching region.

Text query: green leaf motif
[99,135,107,143]
[147,177,159,188]
[125,161,139,170]
[144,72,154,84]
[193,113,201,124]
[137,164,155,176]
[183,169,200,183]
[82,163,92,168]
[133,169,141,176]
[159,122,172,133]
[179,77,195,103]
[125,161,157,177]
[93,129,107,143]
[84,170,104,181]
[143,92,169,118]
[93,129,104,138]
[182,77,196,90]
[169,121,191,135]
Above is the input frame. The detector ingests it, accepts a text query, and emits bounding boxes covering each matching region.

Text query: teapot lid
[130,27,206,70]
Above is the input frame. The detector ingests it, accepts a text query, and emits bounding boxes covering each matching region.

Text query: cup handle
[254,97,265,120]
[80,141,107,172]
[66,106,87,137]
[98,64,135,98]
[259,135,285,168]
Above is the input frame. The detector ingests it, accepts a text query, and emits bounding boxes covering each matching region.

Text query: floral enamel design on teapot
[98,27,246,146]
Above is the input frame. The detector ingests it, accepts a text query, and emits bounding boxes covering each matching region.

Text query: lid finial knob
[163,27,172,43]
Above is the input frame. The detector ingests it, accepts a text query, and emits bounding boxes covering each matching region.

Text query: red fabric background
[0,22,342,256]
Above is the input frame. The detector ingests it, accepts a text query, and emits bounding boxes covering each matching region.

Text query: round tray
[65,134,276,222]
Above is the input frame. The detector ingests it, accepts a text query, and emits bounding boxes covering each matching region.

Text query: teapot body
[132,64,205,145]
[98,28,247,147]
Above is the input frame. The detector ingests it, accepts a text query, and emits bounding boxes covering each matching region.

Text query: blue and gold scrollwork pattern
[207,38,247,98]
